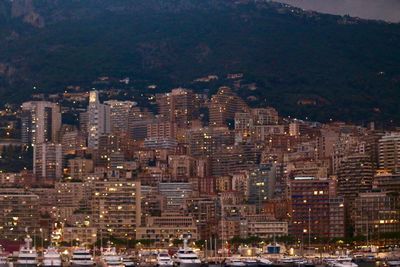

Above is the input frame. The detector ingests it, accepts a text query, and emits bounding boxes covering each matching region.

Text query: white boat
[243,258,258,266]
[0,246,8,267]
[331,262,357,267]
[387,260,400,267]
[327,257,357,267]
[0,257,7,267]
[0,255,7,267]
[100,247,124,267]
[280,256,307,265]
[122,256,136,267]
[17,237,38,267]
[173,239,202,267]
[156,252,173,267]
[70,248,95,267]
[225,258,246,267]
[257,257,273,266]
[42,247,62,267]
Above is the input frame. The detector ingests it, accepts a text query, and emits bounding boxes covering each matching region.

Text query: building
[67,158,94,180]
[337,154,374,208]
[30,187,57,215]
[187,127,234,159]
[93,134,125,167]
[62,227,97,245]
[91,177,141,239]
[234,108,279,142]
[373,171,400,193]
[219,217,242,241]
[289,177,344,239]
[143,137,178,151]
[158,182,193,211]
[87,91,111,149]
[60,126,86,155]
[136,213,198,244]
[353,192,400,237]
[185,197,219,240]
[156,88,196,128]
[168,155,196,181]
[248,164,276,209]
[244,215,288,239]
[55,181,91,221]
[33,143,63,181]
[147,121,177,139]
[0,189,40,240]
[211,143,258,177]
[379,133,400,172]
[209,87,248,127]
[104,100,136,136]
[329,197,346,238]
[21,101,61,145]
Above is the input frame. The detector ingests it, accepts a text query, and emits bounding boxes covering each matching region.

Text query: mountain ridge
[1,0,400,124]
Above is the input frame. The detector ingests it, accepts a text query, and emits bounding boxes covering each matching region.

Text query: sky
[277,0,400,22]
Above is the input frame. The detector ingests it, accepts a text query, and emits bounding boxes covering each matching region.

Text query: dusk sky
[277,0,400,22]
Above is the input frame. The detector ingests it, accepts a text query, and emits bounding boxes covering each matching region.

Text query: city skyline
[0,0,399,265]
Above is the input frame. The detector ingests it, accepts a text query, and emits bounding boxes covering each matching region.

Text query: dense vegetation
[0,0,400,124]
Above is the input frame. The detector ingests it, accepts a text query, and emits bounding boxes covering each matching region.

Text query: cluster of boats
[0,237,399,267]
[0,237,203,267]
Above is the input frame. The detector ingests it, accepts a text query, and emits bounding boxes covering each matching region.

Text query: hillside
[1,0,400,123]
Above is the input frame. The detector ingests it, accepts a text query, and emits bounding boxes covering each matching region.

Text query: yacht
[242,258,258,267]
[122,256,136,267]
[173,239,202,267]
[17,236,39,267]
[387,260,400,267]
[0,246,8,267]
[257,257,273,266]
[279,256,307,265]
[42,247,62,267]
[156,252,173,267]
[70,248,95,267]
[225,258,246,267]
[0,256,6,267]
[100,247,124,267]
[326,257,357,267]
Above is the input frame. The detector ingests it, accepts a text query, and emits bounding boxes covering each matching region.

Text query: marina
[0,245,398,267]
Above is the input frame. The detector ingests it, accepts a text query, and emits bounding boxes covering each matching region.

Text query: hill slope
[1,0,400,123]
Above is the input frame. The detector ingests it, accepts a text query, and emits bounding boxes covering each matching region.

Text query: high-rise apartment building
[234,108,279,142]
[337,154,374,206]
[0,188,40,240]
[21,101,61,145]
[33,143,63,181]
[55,181,91,221]
[92,177,141,239]
[209,87,248,127]
[187,127,234,158]
[289,177,344,239]
[379,133,400,172]
[147,120,177,139]
[60,125,86,155]
[156,88,196,128]
[353,192,400,237]
[104,100,136,136]
[87,91,111,149]
[248,163,276,209]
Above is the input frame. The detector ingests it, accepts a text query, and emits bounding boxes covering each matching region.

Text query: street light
[39,228,43,249]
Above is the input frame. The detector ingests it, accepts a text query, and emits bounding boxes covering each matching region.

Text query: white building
[88,91,110,149]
